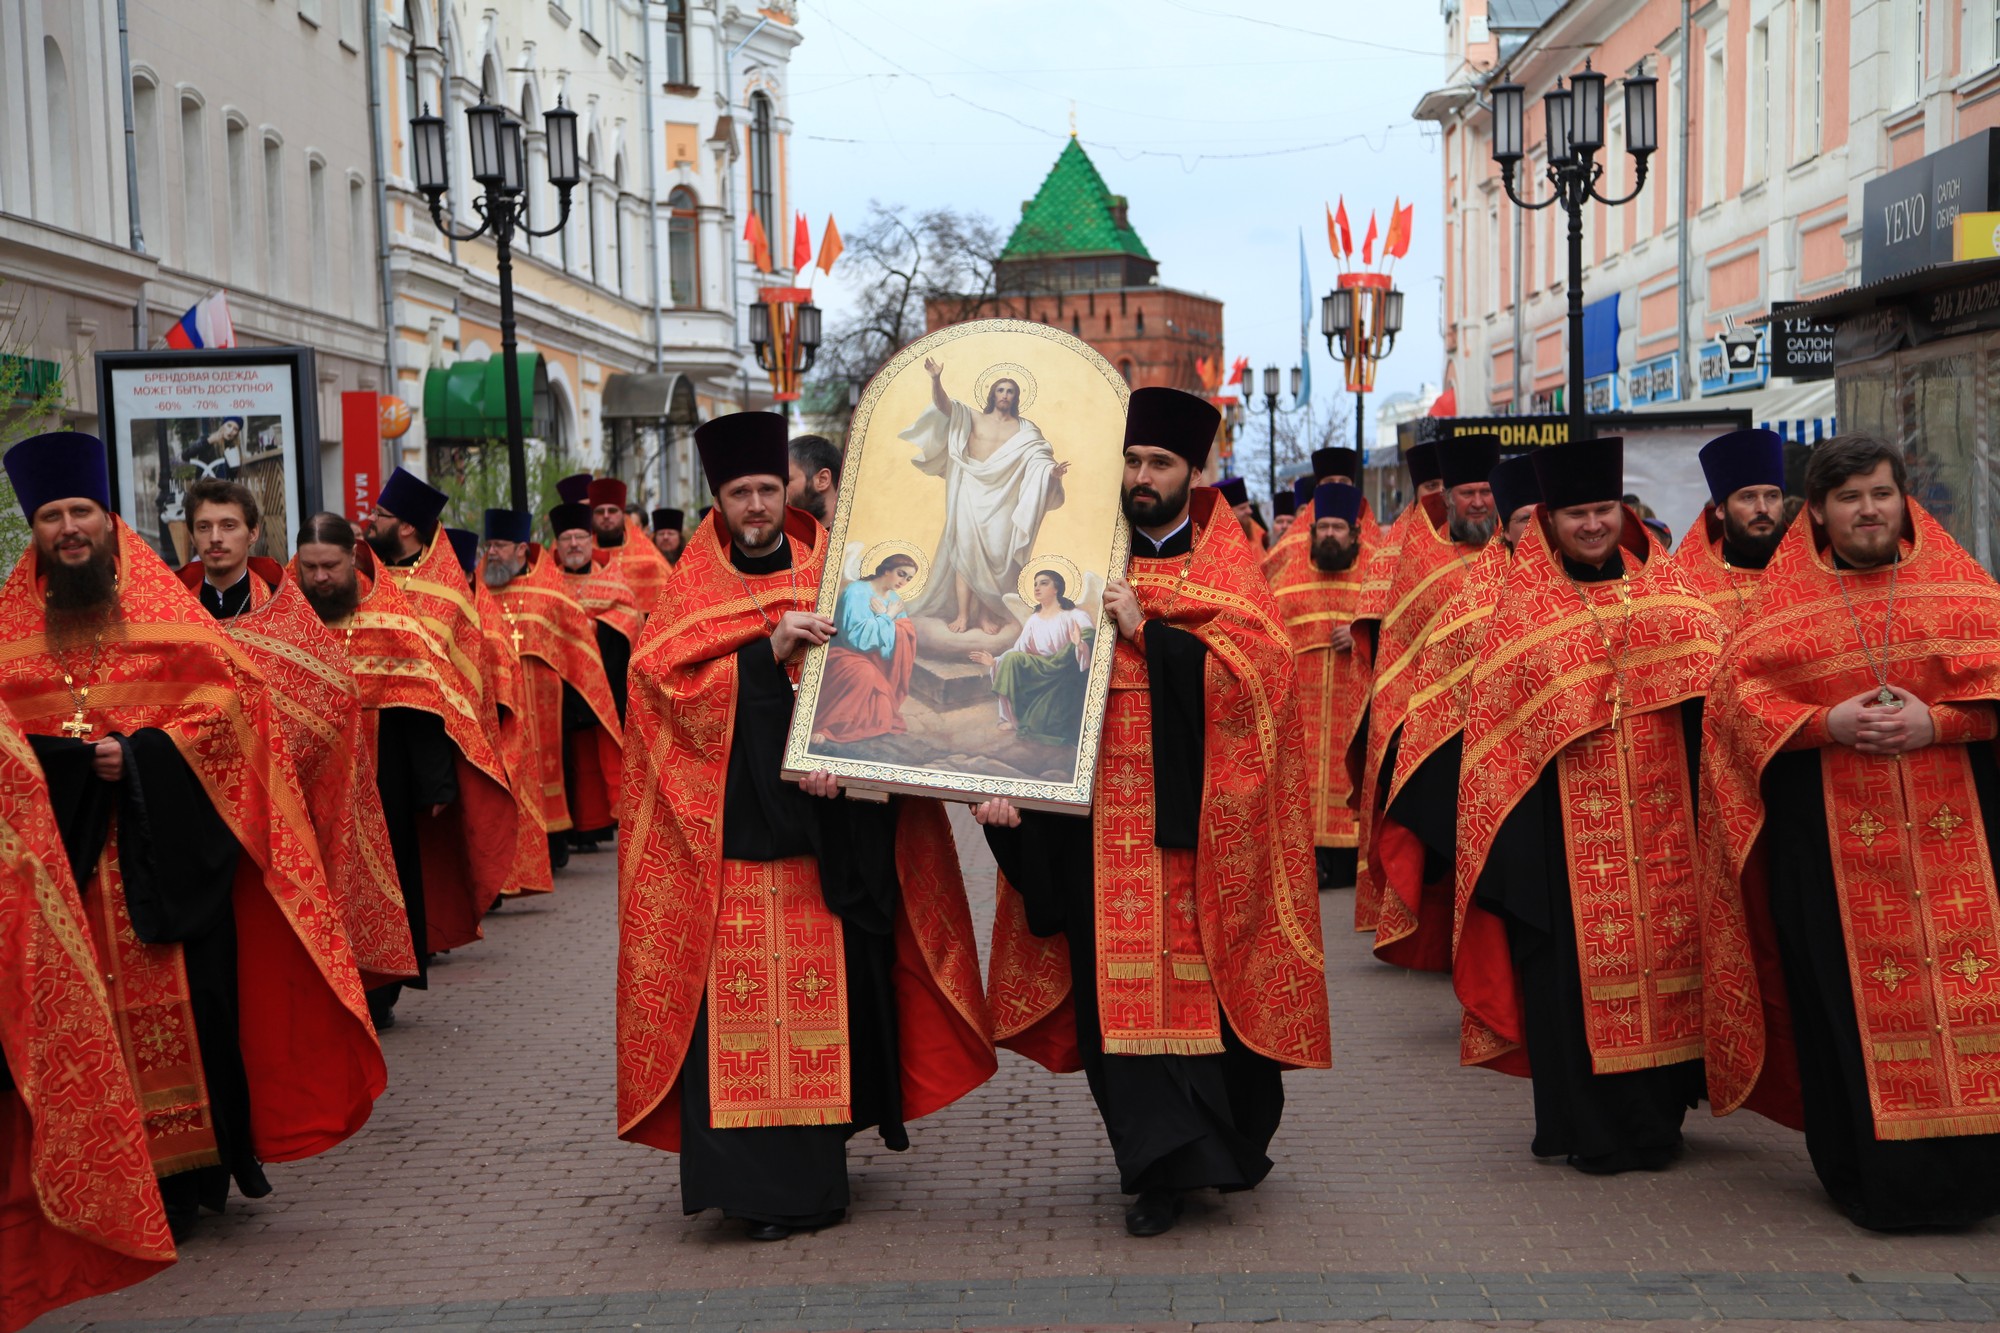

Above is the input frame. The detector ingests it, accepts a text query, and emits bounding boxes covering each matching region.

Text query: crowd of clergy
[3,377,1998,1331]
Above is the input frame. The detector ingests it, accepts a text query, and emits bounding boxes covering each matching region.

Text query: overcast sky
[787,0,1450,464]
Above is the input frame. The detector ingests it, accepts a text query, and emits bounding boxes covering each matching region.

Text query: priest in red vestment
[480,508,623,872]
[550,501,642,725]
[978,387,1330,1239]
[1353,433,1497,959]
[1376,453,1542,970]
[1671,427,1790,637]
[587,476,673,613]
[616,411,994,1241]
[1698,432,2000,1229]
[1454,437,1722,1174]
[1268,489,1296,545]
[1354,440,1443,621]
[650,507,685,565]
[0,433,384,1240]
[177,480,414,991]
[1,705,175,1331]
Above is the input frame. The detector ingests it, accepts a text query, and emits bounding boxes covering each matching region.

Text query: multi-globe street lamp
[747,293,823,419]
[1489,59,1658,442]
[1260,363,1300,510]
[1321,278,1404,453]
[410,97,579,514]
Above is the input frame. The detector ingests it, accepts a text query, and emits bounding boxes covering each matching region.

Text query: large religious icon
[785,319,1131,811]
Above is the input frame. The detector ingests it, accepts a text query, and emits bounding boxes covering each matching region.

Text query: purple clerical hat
[4,431,110,520]
[1698,428,1785,503]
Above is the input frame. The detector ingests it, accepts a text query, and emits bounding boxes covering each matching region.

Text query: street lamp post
[409,97,580,514]
[1489,60,1657,443]
[748,286,823,419]
[1260,363,1299,505]
[1321,278,1404,454]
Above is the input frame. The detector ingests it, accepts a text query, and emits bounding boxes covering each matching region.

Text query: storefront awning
[601,371,700,425]
[422,355,549,440]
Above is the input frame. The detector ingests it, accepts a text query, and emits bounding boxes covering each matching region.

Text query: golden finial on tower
[1069,101,1077,137]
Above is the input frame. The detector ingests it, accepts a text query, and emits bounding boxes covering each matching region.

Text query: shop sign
[1626,352,1680,406]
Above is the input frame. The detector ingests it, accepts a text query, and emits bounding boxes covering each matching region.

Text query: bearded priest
[588,476,673,613]
[1454,437,1723,1175]
[1699,432,2000,1230]
[549,501,642,724]
[0,433,383,1241]
[977,387,1330,1239]
[1671,427,1790,636]
[616,411,994,1242]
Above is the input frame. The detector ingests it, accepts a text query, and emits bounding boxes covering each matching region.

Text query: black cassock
[984,523,1285,1196]
[1762,741,2000,1230]
[373,706,458,990]
[1467,553,1703,1173]
[27,729,263,1218]
[676,538,908,1228]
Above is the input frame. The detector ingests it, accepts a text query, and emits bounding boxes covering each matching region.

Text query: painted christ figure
[902,357,1070,635]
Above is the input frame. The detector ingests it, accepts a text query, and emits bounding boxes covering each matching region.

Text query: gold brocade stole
[516,660,572,832]
[1309,643,1364,848]
[1555,706,1704,1074]
[1822,743,2000,1140]
[1092,660,1223,1057]
[705,855,851,1128]
[81,832,221,1175]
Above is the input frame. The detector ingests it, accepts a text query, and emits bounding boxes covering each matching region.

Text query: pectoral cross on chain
[60,710,92,740]
[508,616,524,651]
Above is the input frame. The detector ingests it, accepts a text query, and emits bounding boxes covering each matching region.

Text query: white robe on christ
[900,401,1062,626]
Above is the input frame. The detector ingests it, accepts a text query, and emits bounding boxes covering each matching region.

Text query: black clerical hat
[1698,427,1785,503]
[375,466,448,538]
[3,431,109,519]
[1488,453,1542,521]
[1273,492,1297,518]
[1217,476,1249,506]
[484,508,531,544]
[1293,475,1315,510]
[1438,433,1502,490]
[694,412,789,492]
[1123,387,1219,470]
[548,502,591,536]
[1531,437,1624,510]
[1313,446,1360,482]
[651,507,683,532]
[1405,441,1442,486]
[445,527,480,576]
[1314,480,1363,524]
[556,473,593,505]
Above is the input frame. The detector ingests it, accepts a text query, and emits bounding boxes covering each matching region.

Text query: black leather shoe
[1123,1188,1183,1237]
[165,1200,199,1244]
[745,1222,793,1242]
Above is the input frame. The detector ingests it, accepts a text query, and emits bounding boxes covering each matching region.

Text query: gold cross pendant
[60,710,92,740]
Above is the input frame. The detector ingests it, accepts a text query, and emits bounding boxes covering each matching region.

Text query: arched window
[1070,313,1081,336]
[663,0,689,86]
[748,92,775,248]
[1135,308,1146,335]
[179,96,212,271]
[584,133,600,284]
[132,76,163,254]
[1118,359,1134,384]
[308,158,331,307]
[44,38,76,230]
[612,156,627,296]
[668,187,699,307]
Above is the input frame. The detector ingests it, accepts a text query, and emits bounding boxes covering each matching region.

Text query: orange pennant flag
[792,211,813,272]
[1332,197,1353,259]
[1381,197,1407,261]
[816,215,844,275]
[744,210,773,274]
[1360,210,1379,266]
[1326,203,1343,260]
[1387,201,1415,260]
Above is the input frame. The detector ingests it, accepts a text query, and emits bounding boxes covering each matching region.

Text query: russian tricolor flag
[163,291,235,350]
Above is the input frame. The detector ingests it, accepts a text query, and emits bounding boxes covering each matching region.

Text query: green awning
[423,354,549,440]
[1,354,61,405]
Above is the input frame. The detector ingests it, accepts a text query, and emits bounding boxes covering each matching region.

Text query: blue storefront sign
[1626,352,1680,406]
[1697,329,1769,396]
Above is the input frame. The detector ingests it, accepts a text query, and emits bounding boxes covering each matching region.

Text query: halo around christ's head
[973,362,1039,414]
[1018,554,1083,606]
[859,538,930,603]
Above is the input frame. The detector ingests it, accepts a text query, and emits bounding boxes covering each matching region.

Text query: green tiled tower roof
[1000,138,1153,262]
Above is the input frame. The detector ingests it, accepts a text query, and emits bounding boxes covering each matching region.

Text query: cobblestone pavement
[41,809,2000,1331]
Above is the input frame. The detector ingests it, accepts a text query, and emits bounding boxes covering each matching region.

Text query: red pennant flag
[792,212,812,272]
[1360,210,1380,266]
[1381,197,1408,262]
[744,210,772,274]
[1333,197,1353,259]
[816,214,844,275]
[1235,359,1254,392]
[1387,201,1415,260]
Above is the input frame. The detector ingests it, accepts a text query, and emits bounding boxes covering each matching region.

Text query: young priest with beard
[650,507,685,564]
[1699,433,2000,1230]
[1273,480,1372,890]
[586,477,672,613]
[0,434,384,1240]
[1671,427,1790,636]
[616,411,993,1242]
[1454,438,1722,1175]
[976,387,1331,1238]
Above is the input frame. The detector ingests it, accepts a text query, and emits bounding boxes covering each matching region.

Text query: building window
[44,38,76,230]
[749,92,775,248]
[180,97,212,271]
[309,160,331,307]
[226,119,254,281]
[133,78,164,254]
[668,186,699,307]
[1119,358,1134,384]
[664,0,689,85]
[585,136,601,284]
[299,0,321,24]
[1135,308,1145,335]
[1703,42,1725,208]
[612,157,627,296]
[1797,0,1823,158]
[580,0,598,39]
[1747,22,1769,187]
[348,176,370,318]
[264,137,287,297]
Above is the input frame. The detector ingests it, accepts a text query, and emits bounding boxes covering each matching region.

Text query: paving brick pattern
[39,809,2000,1330]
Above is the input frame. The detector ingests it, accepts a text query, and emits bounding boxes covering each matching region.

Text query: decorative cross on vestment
[60,711,92,740]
